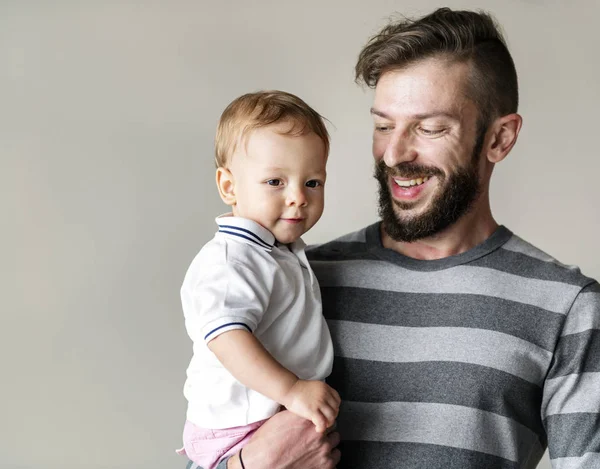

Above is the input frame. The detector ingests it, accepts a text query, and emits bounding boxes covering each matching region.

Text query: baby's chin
[273,230,305,245]
[274,236,300,245]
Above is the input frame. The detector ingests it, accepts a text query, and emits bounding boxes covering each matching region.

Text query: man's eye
[266,179,281,186]
[305,180,321,188]
[375,125,392,132]
[419,127,445,136]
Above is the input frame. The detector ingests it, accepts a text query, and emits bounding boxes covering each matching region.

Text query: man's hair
[355,8,518,125]
[215,90,330,167]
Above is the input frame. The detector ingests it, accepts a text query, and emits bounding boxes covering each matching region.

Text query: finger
[312,412,328,433]
[327,430,341,448]
[330,447,342,466]
[319,404,337,425]
[326,395,341,411]
[325,389,341,408]
[325,420,338,434]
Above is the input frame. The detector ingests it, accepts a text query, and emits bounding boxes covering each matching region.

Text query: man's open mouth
[392,176,431,188]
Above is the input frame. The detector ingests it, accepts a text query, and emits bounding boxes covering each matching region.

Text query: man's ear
[216,167,236,206]
[485,113,523,164]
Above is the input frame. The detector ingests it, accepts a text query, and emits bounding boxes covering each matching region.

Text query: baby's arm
[208,329,340,433]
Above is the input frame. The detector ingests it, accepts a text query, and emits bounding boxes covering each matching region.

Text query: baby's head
[215,91,330,244]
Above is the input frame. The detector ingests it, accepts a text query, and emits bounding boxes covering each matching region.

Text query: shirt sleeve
[542,281,600,468]
[181,259,273,344]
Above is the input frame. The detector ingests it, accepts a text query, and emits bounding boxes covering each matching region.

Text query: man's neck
[381,205,499,261]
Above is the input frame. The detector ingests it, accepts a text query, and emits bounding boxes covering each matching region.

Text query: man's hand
[228,410,341,469]
[281,380,341,432]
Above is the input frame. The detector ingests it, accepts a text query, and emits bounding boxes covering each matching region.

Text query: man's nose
[383,132,418,167]
[286,185,308,207]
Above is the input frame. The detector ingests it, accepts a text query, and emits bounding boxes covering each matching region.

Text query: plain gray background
[3,1,599,468]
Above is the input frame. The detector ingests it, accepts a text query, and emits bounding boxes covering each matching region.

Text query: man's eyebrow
[370,108,392,119]
[370,108,459,122]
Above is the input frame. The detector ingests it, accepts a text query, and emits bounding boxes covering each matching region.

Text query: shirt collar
[215,213,276,252]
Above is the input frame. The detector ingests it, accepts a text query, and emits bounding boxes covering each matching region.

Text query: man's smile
[389,175,434,201]
[392,176,431,187]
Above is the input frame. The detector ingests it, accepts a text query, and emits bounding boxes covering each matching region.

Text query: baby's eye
[305,180,321,188]
[266,179,281,186]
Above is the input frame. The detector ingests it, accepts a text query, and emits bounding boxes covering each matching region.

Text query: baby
[178,90,339,469]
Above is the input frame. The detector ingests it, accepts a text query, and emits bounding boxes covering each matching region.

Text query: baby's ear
[216,167,236,206]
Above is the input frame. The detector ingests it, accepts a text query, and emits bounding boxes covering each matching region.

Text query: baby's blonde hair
[215,90,330,167]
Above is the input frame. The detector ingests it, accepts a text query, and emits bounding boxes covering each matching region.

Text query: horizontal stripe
[328,319,552,384]
[550,452,600,469]
[321,287,563,351]
[219,224,274,248]
[562,292,600,336]
[313,260,580,314]
[543,372,600,415]
[547,330,600,378]
[307,241,375,261]
[337,441,521,469]
[502,235,575,267]
[218,230,271,250]
[203,322,252,340]
[329,357,544,436]
[338,401,543,463]
[545,413,600,458]
[470,247,588,286]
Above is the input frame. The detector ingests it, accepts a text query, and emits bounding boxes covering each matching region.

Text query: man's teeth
[393,176,430,187]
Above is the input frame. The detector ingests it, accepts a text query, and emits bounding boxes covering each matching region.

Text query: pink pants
[176,419,266,469]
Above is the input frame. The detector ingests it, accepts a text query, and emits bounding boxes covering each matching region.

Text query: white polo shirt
[181,214,334,429]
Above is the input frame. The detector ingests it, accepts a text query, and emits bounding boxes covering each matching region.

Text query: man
[196,7,600,469]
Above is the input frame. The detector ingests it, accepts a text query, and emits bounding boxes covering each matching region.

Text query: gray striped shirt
[307,223,600,469]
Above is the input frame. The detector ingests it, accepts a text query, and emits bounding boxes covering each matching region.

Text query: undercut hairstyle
[355,7,519,126]
[214,90,330,167]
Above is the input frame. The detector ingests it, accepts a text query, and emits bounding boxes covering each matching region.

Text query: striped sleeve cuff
[543,282,600,463]
[202,317,253,342]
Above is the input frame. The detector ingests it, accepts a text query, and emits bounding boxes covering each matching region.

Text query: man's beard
[375,134,484,243]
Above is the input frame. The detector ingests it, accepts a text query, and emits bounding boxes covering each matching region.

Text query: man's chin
[391,197,430,215]
[380,199,443,242]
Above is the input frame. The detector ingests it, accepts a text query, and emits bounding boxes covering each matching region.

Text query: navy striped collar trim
[215,214,276,251]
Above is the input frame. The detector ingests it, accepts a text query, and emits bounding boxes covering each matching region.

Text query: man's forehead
[372,60,475,120]
[370,107,462,122]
